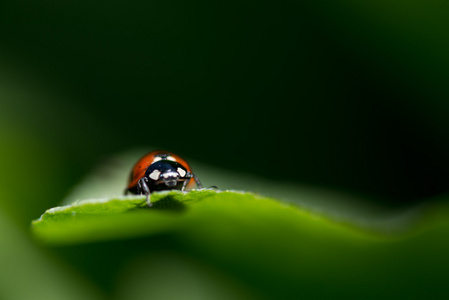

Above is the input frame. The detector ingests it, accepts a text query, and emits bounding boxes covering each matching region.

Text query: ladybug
[125,151,203,206]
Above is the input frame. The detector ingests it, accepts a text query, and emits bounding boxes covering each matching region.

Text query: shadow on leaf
[136,195,187,211]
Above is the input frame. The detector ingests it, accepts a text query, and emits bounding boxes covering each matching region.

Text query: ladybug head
[145,160,188,190]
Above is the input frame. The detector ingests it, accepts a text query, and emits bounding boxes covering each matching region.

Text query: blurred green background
[1,0,449,299]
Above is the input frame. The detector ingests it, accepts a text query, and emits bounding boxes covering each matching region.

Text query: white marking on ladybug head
[162,171,178,178]
[149,169,161,180]
[166,156,176,161]
[153,157,162,162]
[177,167,186,177]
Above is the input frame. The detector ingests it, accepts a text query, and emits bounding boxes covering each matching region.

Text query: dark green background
[3,1,449,224]
[1,1,449,298]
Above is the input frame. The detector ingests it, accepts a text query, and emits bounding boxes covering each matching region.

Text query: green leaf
[60,149,425,234]
[32,190,449,299]
[32,190,373,245]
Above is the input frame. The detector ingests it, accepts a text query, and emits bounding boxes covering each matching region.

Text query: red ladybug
[125,151,203,206]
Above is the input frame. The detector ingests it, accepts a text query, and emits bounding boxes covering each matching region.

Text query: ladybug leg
[138,178,152,207]
[145,193,152,207]
[192,173,203,189]
[137,178,150,194]
[181,178,189,191]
